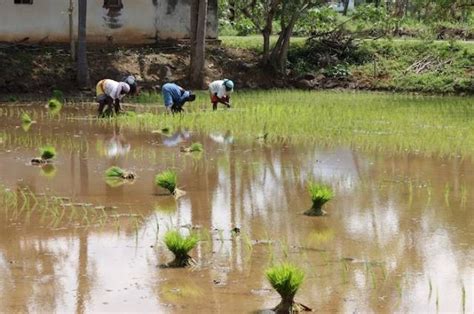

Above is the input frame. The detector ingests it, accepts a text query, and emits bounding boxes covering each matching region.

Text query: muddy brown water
[0,104,472,313]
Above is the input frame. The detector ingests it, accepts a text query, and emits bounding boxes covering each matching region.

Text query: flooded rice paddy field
[0,93,473,313]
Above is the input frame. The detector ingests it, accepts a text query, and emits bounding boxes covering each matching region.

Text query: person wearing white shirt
[96,79,131,117]
[208,79,234,111]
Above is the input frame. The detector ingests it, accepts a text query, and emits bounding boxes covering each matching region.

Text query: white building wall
[0,0,218,44]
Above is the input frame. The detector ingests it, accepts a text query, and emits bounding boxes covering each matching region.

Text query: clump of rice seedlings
[105,166,136,180]
[265,263,311,313]
[164,229,199,267]
[304,181,334,216]
[21,112,32,124]
[41,146,56,160]
[180,142,203,153]
[48,98,62,109]
[155,170,185,198]
[31,146,56,165]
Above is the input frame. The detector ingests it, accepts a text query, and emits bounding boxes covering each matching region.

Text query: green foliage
[189,142,203,152]
[164,230,199,266]
[52,89,64,102]
[266,263,305,299]
[155,170,177,194]
[40,146,56,160]
[323,64,351,78]
[305,182,334,216]
[295,6,340,36]
[21,112,32,124]
[48,98,62,109]
[105,166,125,178]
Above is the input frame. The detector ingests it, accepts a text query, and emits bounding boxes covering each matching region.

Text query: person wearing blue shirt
[161,83,196,113]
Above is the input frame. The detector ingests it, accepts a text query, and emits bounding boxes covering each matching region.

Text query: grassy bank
[220,36,474,94]
[112,91,474,157]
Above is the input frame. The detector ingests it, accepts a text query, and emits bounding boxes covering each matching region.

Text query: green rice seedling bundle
[180,142,203,153]
[105,166,136,180]
[164,229,199,267]
[20,112,32,124]
[265,263,310,313]
[155,170,185,197]
[48,98,62,109]
[32,146,56,165]
[304,181,334,216]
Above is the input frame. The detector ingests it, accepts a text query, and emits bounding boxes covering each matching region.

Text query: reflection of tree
[0,229,63,312]
[75,231,90,314]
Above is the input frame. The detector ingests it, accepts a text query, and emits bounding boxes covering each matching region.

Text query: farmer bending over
[209,79,234,111]
[96,79,130,117]
[162,83,196,113]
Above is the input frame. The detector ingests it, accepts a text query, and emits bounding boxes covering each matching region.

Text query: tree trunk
[190,0,208,89]
[69,0,75,61]
[77,0,90,89]
[269,16,297,73]
[262,28,271,63]
[343,0,350,16]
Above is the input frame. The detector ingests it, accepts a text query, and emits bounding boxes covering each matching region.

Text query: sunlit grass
[110,91,474,157]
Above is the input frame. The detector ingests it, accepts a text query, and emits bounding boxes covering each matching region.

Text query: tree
[190,0,208,88]
[269,0,319,73]
[77,0,90,89]
[235,0,319,72]
[237,0,281,63]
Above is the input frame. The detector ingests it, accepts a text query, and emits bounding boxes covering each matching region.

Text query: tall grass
[164,229,199,267]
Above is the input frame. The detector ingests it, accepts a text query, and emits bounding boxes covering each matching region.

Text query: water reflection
[0,105,472,312]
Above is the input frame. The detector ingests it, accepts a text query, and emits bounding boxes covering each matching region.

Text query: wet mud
[0,103,472,312]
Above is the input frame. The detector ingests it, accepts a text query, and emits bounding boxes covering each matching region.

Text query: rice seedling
[31,146,57,165]
[48,98,62,110]
[265,263,311,313]
[155,170,185,197]
[180,142,204,153]
[20,112,32,124]
[304,181,334,216]
[461,283,466,313]
[103,91,474,157]
[105,166,136,180]
[163,229,199,267]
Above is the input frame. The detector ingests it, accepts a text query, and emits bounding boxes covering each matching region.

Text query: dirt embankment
[0,42,285,95]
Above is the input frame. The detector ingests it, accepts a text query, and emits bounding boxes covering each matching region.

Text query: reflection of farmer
[162,83,196,113]
[162,130,191,147]
[105,128,131,158]
[209,79,234,111]
[96,79,130,117]
[210,131,234,145]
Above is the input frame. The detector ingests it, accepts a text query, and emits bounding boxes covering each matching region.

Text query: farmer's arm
[216,95,230,107]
